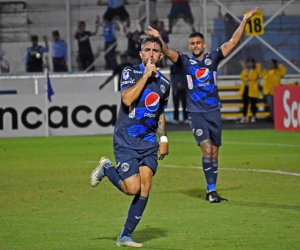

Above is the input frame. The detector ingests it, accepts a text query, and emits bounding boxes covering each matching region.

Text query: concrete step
[0,12,27,27]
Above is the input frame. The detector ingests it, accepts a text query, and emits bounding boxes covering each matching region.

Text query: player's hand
[145,26,160,38]
[144,59,160,78]
[43,36,48,42]
[243,7,258,21]
[159,142,168,160]
[95,15,100,25]
[239,60,246,68]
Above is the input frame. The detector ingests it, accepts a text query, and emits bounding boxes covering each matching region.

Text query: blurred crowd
[0,0,198,75]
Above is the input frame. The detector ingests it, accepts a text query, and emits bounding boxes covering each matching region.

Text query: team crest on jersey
[204,58,212,65]
[196,129,203,136]
[145,92,160,112]
[121,162,130,172]
[187,75,193,89]
[160,85,166,93]
[123,71,129,80]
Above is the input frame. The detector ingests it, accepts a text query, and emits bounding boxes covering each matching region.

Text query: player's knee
[200,140,213,157]
[123,183,140,196]
[201,147,212,157]
[212,148,219,161]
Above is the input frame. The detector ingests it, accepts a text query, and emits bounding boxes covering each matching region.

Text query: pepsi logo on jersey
[145,92,160,112]
[196,68,209,80]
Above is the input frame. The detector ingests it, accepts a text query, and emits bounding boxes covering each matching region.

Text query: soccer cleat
[216,192,228,202]
[250,116,256,123]
[206,191,228,202]
[90,157,112,187]
[116,236,143,248]
[206,191,220,203]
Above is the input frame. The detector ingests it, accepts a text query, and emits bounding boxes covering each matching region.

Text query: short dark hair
[80,21,86,26]
[271,59,278,68]
[189,32,204,40]
[247,57,256,69]
[52,30,60,36]
[31,35,38,42]
[141,37,162,50]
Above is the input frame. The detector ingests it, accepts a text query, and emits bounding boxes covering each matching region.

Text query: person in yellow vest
[239,57,259,123]
[257,59,286,120]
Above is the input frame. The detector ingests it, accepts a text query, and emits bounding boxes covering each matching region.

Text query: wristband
[160,136,168,143]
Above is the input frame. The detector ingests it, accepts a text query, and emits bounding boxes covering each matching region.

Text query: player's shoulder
[207,47,223,58]
[123,65,142,75]
[160,73,170,86]
[178,52,189,59]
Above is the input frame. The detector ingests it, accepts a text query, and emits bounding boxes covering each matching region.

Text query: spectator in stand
[218,6,241,75]
[257,59,287,120]
[0,49,10,74]
[74,16,100,72]
[101,16,120,70]
[126,30,142,65]
[25,35,49,73]
[158,21,169,44]
[99,54,133,91]
[170,64,188,124]
[158,21,169,67]
[138,0,158,33]
[218,7,239,42]
[168,0,196,34]
[239,58,259,123]
[51,30,68,72]
[103,0,130,33]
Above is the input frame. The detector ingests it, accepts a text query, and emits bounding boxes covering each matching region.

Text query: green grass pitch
[0,129,300,250]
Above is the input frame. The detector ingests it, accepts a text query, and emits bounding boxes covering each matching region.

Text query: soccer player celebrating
[90,37,170,247]
[146,7,258,203]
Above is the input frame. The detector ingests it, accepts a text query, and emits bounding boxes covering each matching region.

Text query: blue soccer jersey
[113,64,170,150]
[176,48,225,113]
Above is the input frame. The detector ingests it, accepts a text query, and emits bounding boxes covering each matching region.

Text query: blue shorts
[169,2,193,19]
[188,110,222,147]
[113,144,158,180]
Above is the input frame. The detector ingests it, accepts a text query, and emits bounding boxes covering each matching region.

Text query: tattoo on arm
[157,111,166,137]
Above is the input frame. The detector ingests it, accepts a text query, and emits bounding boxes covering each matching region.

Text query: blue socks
[104,164,123,193]
[202,157,216,192]
[120,195,148,238]
[213,160,218,185]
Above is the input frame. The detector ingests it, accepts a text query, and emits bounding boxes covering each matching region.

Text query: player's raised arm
[145,26,179,63]
[122,60,159,106]
[157,109,168,160]
[221,7,258,57]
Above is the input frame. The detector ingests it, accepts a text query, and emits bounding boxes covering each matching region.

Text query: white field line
[160,165,300,177]
[83,161,300,177]
[171,140,300,147]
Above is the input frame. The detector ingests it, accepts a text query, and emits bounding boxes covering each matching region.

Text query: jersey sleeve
[120,67,137,92]
[210,48,225,70]
[162,85,170,110]
[175,52,187,68]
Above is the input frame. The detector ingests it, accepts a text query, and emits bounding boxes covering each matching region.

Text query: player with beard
[146,7,258,203]
[90,36,170,247]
